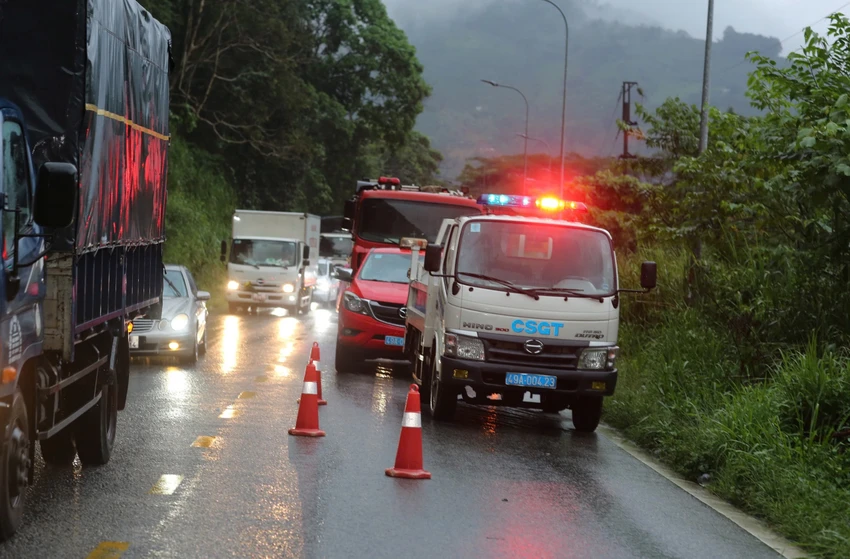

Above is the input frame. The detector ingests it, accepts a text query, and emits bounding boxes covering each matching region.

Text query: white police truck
[403,194,656,431]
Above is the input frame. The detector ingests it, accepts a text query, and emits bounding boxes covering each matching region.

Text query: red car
[334,248,422,372]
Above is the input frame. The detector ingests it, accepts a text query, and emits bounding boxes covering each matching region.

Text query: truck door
[1,112,43,374]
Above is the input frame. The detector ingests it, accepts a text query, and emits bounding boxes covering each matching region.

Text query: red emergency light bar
[378,176,401,186]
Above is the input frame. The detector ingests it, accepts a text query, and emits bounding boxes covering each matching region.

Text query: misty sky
[383,0,850,53]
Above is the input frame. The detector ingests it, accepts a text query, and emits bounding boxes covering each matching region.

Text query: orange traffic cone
[311,342,327,406]
[386,384,431,479]
[289,362,326,437]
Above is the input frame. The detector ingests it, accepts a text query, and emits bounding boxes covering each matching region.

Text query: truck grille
[132,319,155,333]
[369,301,406,327]
[482,338,580,370]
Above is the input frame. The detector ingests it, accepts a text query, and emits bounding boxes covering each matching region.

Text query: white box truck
[221,210,320,315]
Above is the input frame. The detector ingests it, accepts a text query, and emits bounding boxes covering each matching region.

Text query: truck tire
[571,397,603,433]
[334,343,362,374]
[428,346,456,421]
[74,382,118,466]
[40,429,76,466]
[0,388,30,541]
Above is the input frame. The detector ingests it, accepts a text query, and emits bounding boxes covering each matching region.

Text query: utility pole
[620,81,639,159]
[698,0,714,154]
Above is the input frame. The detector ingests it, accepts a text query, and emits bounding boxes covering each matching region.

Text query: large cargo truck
[0,0,171,538]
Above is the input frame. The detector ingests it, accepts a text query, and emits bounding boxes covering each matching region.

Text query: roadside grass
[606,249,850,558]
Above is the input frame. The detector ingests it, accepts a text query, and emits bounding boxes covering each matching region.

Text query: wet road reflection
[0,311,783,559]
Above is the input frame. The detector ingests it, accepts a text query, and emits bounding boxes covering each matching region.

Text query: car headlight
[343,292,368,314]
[444,333,485,361]
[578,347,618,370]
[283,283,295,293]
[171,314,189,331]
[227,280,239,291]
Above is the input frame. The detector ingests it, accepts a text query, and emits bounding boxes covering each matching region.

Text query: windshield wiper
[457,272,539,300]
[163,276,183,297]
[534,287,607,302]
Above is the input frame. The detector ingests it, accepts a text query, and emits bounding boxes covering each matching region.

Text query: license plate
[252,293,266,302]
[505,372,556,389]
[129,336,139,349]
[384,336,405,347]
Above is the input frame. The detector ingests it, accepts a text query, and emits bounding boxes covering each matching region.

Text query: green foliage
[163,137,236,309]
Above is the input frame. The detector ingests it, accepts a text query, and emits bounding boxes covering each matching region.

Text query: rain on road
[1,308,782,559]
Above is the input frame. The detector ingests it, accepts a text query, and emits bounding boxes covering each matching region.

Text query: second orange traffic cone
[289,362,326,437]
[311,342,327,406]
[386,384,431,479]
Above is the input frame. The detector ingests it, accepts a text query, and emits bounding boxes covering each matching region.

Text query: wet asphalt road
[1,308,781,559]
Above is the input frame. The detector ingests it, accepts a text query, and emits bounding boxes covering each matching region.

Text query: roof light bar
[399,237,428,249]
[476,194,587,212]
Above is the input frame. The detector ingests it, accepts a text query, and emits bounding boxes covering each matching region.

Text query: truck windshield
[358,252,424,284]
[357,199,480,244]
[456,221,616,296]
[319,235,353,259]
[163,270,188,298]
[230,239,297,268]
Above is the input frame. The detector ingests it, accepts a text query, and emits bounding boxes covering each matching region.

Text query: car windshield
[456,221,616,296]
[358,252,423,284]
[163,270,188,298]
[230,239,297,268]
[357,199,480,244]
[319,235,353,259]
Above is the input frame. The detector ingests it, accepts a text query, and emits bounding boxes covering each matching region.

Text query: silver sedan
[130,265,210,364]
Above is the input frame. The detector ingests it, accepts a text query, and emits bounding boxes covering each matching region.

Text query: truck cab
[341,177,484,272]
[223,210,320,315]
[404,194,656,432]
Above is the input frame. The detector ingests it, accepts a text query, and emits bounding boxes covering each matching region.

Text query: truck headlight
[171,314,189,331]
[579,347,618,370]
[283,283,295,293]
[227,280,239,291]
[444,333,485,361]
[343,292,369,315]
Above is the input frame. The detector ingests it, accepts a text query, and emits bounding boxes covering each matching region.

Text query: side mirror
[196,290,211,301]
[340,217,353,232]
[424,245,442,273]
[303,259,310,267]
[34,162,78,228]
[220,240,227,263]
[343,199,355,220]
[302,245,310,259]
[640,261,657,290]
[333,268,353,282]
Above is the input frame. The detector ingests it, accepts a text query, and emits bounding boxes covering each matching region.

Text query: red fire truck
[340,177,485,271]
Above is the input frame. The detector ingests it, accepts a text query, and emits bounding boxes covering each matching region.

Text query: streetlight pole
[516,134,552,172]
[698,0,714,154]
[535,0,568,200]
[481,79,530,195]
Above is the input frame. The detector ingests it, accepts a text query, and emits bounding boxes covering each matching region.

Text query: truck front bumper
[226,290,299,307]
[437,356,617,397]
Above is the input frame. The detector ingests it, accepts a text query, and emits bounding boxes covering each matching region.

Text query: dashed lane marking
[238,391,256,399]
[219,405,241,419]
[255,376,268,382]
[149,475,184,495]
[86,541,129,559]
[191,436,218,448]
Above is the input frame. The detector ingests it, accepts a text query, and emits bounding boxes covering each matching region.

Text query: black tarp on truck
[0,1,171,539]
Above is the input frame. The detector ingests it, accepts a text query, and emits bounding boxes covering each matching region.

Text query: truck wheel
[74,382,118,466]
[428,346,456,421]
[334,343,361,374]
[0,388,30,540]
[571,397,603,433]
[415,347,431,403]
[40,429,76,466]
